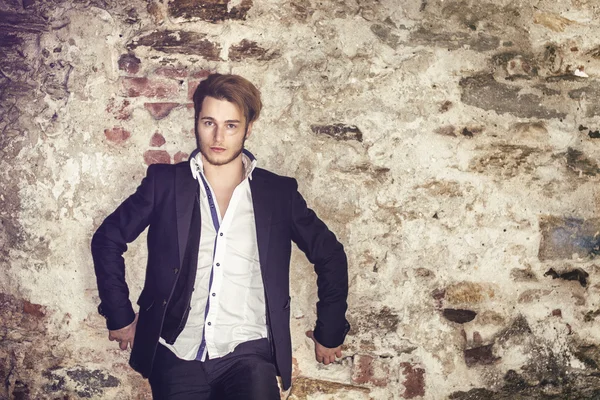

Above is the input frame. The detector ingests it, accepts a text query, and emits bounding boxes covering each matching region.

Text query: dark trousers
[149,339,280,400]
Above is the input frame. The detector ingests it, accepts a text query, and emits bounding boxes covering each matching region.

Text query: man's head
[192,74,262,167]
[193,73,262,132]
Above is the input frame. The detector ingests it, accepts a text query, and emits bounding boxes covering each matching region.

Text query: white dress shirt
[159,151,268,360]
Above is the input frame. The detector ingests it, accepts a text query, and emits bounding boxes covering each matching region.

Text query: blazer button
[174,268,179,274]
[162,299,167,306]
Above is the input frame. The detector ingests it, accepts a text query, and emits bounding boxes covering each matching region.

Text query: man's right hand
[108,313,138,350]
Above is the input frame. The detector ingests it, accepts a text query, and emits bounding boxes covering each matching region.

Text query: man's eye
[204,121,213,126]
[227,124,237,129]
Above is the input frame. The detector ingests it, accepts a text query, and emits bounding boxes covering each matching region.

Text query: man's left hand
[306,330,342,365]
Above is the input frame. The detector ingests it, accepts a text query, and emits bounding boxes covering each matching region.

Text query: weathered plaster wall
[2,0,600,398]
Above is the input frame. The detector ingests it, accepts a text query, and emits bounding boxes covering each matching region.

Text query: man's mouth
[210,147,225,153]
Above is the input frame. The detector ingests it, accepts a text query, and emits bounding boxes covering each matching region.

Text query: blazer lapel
[250,174,272,276]
[175,164,198,267]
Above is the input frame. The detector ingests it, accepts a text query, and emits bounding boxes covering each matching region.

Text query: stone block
[104,127,131,144]
[445,282,495,305]
[443,309,477,324]
[544,267,589,287]
[144,150,170,165]
[311,124,363,142]
[574,343,600,369]
[469,144,539,178]
[494,315,532,344]
[147,1,165,25]
[510,268,537,282]
[464,344,499,367]
[289,0,314,21]
[371,23,400,48]
[168,0,253,23]
[538,216,600,260]
[120,77,180,99]
[0,11,47,34]
[517,289,551,304]
[289,377,370,400]
[565,148,600,176]
[43,367,119,398]
[127,30,221,60]
[353,306,399,334]
[459,74,566,119]
[228,39,279,62]
[400,362,426,399]
[410,27,500,52]
[153,66,189,78]
[144,102,179,120]
[117,54,140,74]
[533,11,575,32]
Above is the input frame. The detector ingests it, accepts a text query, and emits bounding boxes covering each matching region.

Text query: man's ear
[245,121,254,139]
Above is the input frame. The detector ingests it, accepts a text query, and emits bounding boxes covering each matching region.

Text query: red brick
[190,70,211,79]
[174,151,189,163]
[144,102,179,119]
[144,150,170,165]
[106,99,132,120]
[23,300,45,318]
[188,79,201,100]
[154,66,189,78]
[150,132,166,147]
[352,354,388,387]
[104,127,131,143]
[120,77,180,98]
[400,363,425,399]
[118,53,141,74]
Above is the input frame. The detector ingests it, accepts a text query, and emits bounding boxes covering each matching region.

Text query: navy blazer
[91,158,350,390]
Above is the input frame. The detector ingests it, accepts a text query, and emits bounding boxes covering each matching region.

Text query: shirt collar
[190,148,258,182]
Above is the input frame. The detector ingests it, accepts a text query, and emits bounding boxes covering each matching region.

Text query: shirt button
[211,293,216,297]
[219,233,223,236]
[216,263,220,267]
[207,322,211,326]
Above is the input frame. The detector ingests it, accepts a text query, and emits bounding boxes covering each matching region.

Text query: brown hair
[193,73,262,129]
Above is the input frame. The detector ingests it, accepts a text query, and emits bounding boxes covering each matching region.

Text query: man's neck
[202,155,245,190]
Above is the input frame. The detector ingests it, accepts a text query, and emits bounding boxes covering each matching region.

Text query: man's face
[196,96,252,167]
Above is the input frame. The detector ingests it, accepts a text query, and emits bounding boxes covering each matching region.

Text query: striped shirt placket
[194,171,221,361]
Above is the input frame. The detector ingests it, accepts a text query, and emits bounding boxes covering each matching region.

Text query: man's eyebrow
[199,117,241,123]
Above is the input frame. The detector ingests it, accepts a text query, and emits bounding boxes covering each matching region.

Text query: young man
[91,74,350,399]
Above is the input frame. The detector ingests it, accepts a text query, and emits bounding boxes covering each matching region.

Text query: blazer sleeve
[91,165,156,330]
[289,179,350,348]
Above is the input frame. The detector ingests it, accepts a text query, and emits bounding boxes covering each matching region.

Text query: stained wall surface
[2,0,600,399]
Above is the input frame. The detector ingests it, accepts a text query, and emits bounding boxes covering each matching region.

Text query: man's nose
[214,125,225,142]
